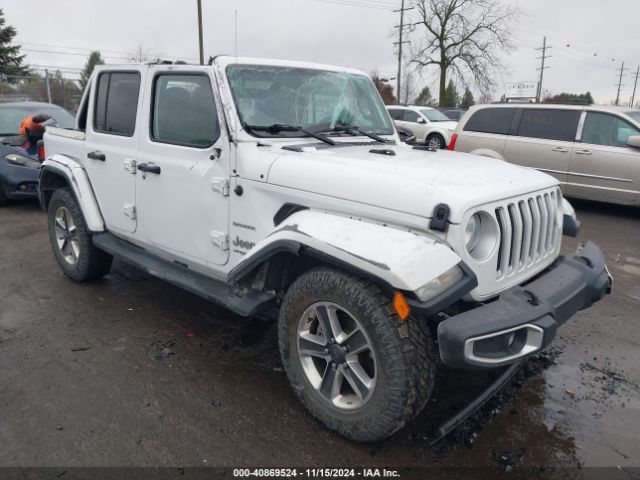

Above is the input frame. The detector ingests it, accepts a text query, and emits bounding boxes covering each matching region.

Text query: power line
[535,36,552,102]
[18,41,134,57]
[23,48,133,61]
[310,0,397,10]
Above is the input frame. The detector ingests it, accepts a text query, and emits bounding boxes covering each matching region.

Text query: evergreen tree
[441,79,459,108]
[0,9,29,82]
[414,86,433,106]
[79,51,105,90]
[459,87,476,109]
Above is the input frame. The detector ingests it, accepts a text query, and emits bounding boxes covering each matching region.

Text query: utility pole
[629,66,639,108]
[615,61,627,106]
[393,0,413,105]
[44,69,52,103]
[535,36,552,103]
[197,0,204,65]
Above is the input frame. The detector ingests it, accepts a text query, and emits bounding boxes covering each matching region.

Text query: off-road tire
[426,133,445,150]
[47,188,113,281]
[278,267,436,442]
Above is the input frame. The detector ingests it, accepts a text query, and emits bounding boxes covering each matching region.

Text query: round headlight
[464,211,499,261]
[465,213,481,252]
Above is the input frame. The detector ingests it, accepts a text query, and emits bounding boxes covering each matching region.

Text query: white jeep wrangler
[38,57,611,442]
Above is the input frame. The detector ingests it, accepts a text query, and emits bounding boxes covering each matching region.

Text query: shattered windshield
[226,64,394,137]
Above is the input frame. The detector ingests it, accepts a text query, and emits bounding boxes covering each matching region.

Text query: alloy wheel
[54,206,80,265]
[296,301,377,410]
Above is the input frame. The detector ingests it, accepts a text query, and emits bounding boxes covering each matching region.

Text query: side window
[387,108,402,120]
[581,112,640,148]
[151,74,220,148]
[93,72,141,136]
[463,108,516,135]
[402,110,420,123]
[517,109,580,142]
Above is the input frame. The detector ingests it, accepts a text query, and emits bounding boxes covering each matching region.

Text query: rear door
[134,68,231,269]
[84,70,143,235]
[503,108,581,187]
[566,111,640,204]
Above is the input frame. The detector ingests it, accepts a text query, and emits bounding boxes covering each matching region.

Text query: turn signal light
[392,292,411,321]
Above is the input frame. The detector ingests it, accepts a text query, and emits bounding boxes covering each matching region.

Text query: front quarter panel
[229,210,462,294]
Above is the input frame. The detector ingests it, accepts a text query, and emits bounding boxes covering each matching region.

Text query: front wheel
[47,188,113,282]
[278,267,436,442]
[426,133,445,150]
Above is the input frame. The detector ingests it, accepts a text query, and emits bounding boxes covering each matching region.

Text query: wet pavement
[0,199,639,477]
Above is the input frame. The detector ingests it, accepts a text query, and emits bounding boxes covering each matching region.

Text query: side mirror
[417,117,427,124]
[627,135,640,149]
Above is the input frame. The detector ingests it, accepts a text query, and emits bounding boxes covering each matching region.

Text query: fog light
[464,324,545,366]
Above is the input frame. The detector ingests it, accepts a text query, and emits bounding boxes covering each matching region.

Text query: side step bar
[92,233,276,317]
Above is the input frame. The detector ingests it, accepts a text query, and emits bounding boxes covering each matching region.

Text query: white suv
[38,57,610,442]
[387,105,458,149]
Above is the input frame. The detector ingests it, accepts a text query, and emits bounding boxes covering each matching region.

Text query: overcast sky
[3,0,639,105]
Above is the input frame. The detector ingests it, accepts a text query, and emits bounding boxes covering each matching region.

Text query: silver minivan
[450,104,640,206]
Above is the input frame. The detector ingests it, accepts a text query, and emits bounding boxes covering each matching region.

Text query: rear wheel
[278,267,436,442]
[47,188,112,281]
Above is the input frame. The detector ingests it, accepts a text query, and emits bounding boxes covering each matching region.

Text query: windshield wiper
[315,125,388,143]
[245,123,335,146]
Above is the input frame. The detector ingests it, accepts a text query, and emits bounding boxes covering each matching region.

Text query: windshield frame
[225,64,395,139]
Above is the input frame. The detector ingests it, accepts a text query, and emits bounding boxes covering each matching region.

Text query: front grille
[495,189,561,279]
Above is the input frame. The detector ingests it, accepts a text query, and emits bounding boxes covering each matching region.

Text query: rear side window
[93,72,141,136]
[517,109,580,142]
[463,108,516,135]
[151,74,220,148]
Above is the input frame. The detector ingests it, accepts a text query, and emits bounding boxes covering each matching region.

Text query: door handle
[137,163,161,175]
[87,151,106,161]
[552,147,569,153]
[575,149,592,155]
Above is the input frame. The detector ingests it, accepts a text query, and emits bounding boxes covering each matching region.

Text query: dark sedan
[0,102,75,205]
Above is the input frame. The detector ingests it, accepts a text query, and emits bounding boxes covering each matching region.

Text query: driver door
[134,69,231,269]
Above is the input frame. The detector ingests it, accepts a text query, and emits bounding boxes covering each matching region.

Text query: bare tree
[411,0,519,105]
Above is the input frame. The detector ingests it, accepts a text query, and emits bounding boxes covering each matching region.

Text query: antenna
[235,10,239,61]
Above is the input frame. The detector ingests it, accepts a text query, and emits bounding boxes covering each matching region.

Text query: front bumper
[1,166,40,200]
[437,241,612,370]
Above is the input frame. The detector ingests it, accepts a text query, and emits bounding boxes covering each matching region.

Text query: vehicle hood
[433,121,458,131]
[266,142,558,223]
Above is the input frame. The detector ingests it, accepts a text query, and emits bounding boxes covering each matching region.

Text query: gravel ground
[0,199,638,477]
